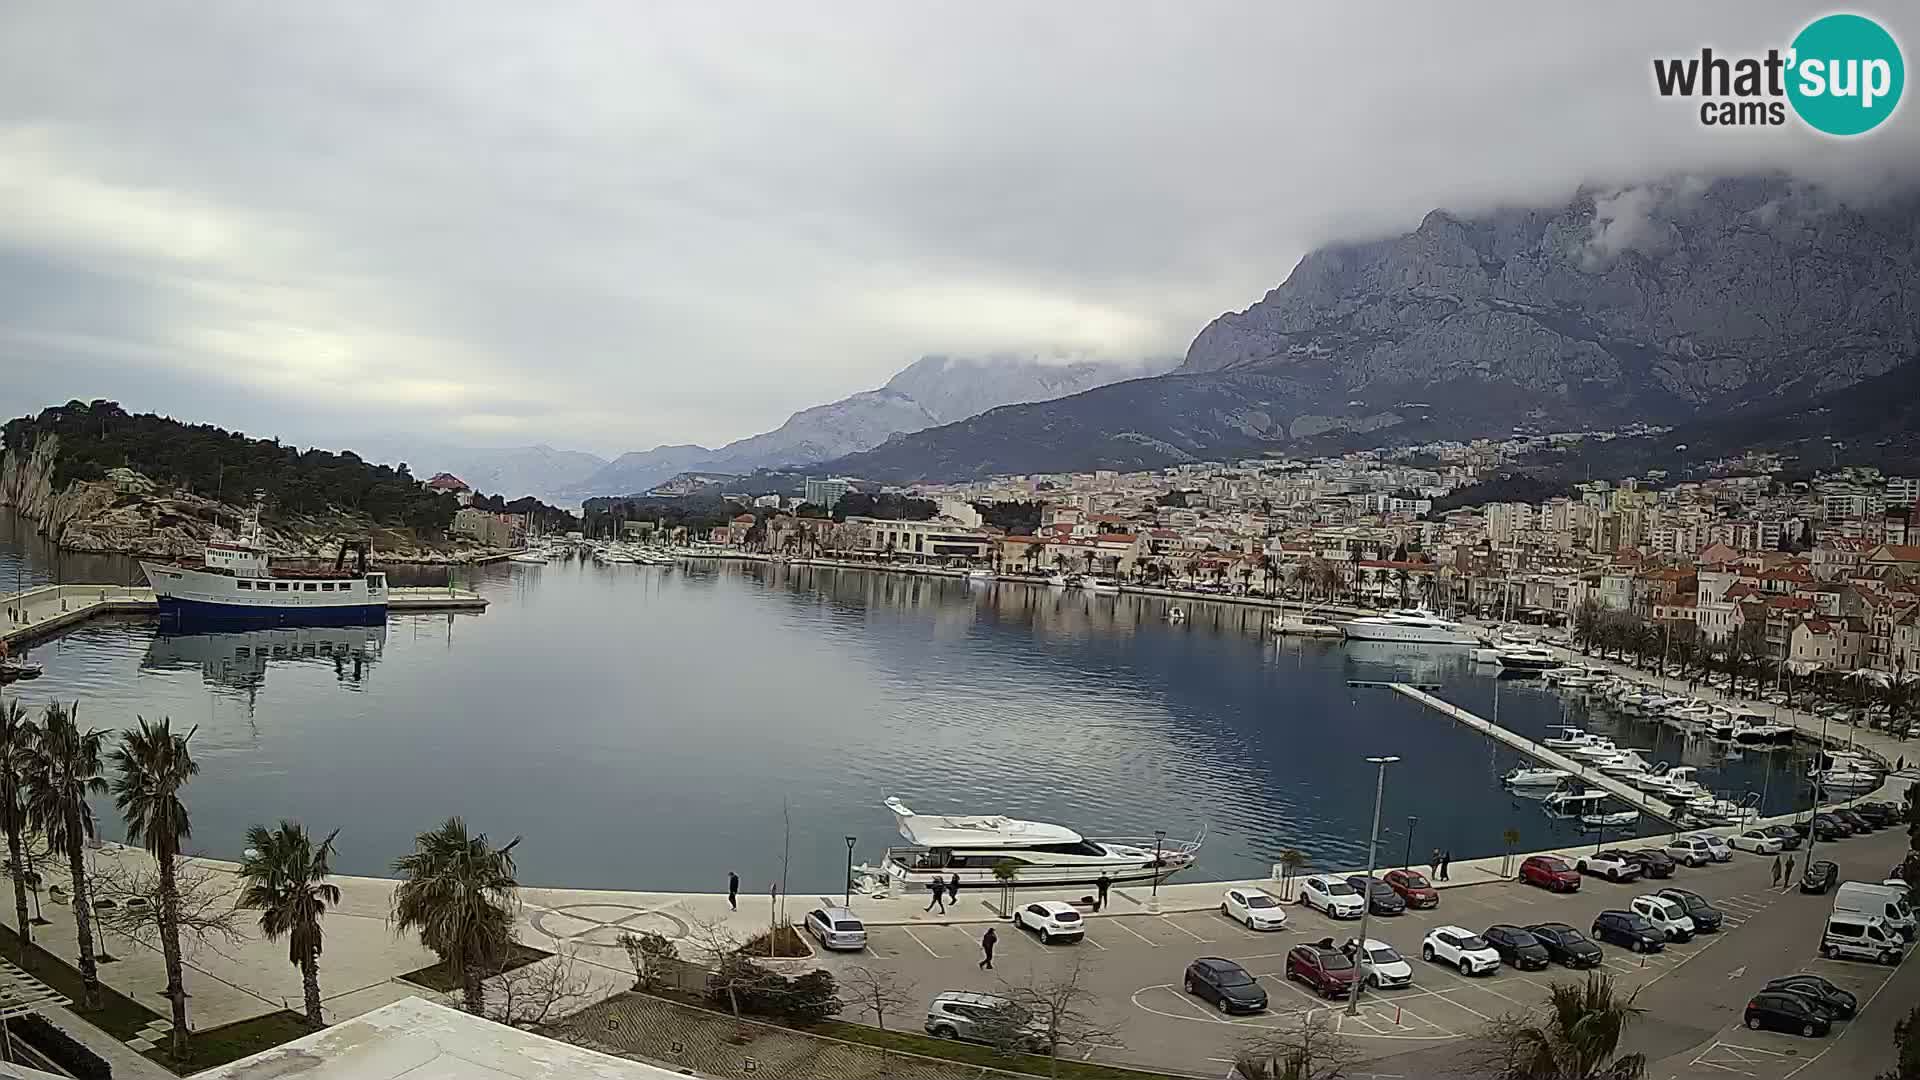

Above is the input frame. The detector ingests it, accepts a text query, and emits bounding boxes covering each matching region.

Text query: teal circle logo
[1787,14,1904,136]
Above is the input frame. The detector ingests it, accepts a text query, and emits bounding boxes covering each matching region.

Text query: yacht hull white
[855,797,1200,891]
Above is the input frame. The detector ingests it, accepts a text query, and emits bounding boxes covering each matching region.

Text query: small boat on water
[1046,573,1072,588]
[1495,643,1561,672]
[507,550,548,565]
[1542,726,1595,750]
[1082,577,1121,595]
[1503,766,1573,787]
[1564,738,1621,762]
[1,660,44,684]
[1167,606,1187,622]
[966,568,996,582]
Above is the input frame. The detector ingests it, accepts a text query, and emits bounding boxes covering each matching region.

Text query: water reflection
[142,623,387,694]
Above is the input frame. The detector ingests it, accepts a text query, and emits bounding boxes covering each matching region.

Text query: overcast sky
[3,3,1916,457]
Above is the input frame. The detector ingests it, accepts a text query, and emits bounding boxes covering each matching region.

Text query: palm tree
[1480,973,1647,1079]
[110,716,199,1060]
[239,821,341,1028]
[1393,567,1412,607]
[391,817,521,1014]
[0,701,37,961]
[21,701,108,1009]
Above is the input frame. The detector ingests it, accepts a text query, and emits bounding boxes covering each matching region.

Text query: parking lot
[811,824,1914,1076]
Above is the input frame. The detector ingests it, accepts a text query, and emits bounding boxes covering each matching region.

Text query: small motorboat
[1581,809,1641,828]
[1082,577,1121,595]
[0,661,44,684]
[1503,766,1573,787]
[966,568,996,581]
[1542,726,1594,750]
[1167,606,1187,622]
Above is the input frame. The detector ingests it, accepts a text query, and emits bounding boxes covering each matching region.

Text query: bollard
[1395,1005,1402,1026]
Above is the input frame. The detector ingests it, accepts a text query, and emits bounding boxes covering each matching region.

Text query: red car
[1383,869,1440,909]
[1520,855,1581,893]
[1285,941,1360,1000]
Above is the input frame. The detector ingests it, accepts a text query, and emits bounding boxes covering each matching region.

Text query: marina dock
[1390,681,1686,825]
[3,582,486,647]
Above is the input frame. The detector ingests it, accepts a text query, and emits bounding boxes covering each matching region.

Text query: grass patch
[0,919,313,1074]
[398,942,552,992]
[813,1020,1188,1080]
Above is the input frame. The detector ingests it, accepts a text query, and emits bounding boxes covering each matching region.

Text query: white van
[1834,882,1916,941]
[1821,914,1905,965]
[1629,895,1696,942]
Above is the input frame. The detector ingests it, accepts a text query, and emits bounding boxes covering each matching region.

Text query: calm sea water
[1,510,1815,893]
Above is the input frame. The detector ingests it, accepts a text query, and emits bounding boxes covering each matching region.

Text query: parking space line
[1109,919,1161,948]
[1163,918,1211,943]
[1407,985,1498,1023]
[1082,933,1107,950]
[900,927,943,958]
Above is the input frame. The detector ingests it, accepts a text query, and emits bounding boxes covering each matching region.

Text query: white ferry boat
[853,797,1201,891]
[1335,608,1483,646]
[140,509,388,625]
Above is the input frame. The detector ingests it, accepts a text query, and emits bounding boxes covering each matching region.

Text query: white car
[1664,835,1718,867]
[1012,901,1085,944]
[1629,894,1697,942]
[1348,937,1413,988]
[802,906,868,951]
[1574,852,1643,883]
[1729,829,1784,855]
[1223,887,1289,931]
[1686,833,1733,862]
[1299,875,1365,919]
[1422,925,1501,976]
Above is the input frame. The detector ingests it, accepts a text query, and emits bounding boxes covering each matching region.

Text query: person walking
[1429,848,1441,879]
[925,877,946,914]
[1783,854,1796,891]
[1095,873,1112,912]
[1771,854,1782,888]
[1438,850,1452,881]
[727,871,739,912]
[947,873,961,907]
[979,927,997,970]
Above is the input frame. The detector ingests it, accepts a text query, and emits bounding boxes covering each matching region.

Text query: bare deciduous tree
[88,854,245,961]
[840,964,915,1068]
[1234,1014,1360,1080]
[615,929,679,992]
[686,915,755,1019]
[997,955,1123,1078]
[488,946,598,1036]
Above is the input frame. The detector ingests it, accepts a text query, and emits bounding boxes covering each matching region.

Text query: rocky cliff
[826,176,1920,483]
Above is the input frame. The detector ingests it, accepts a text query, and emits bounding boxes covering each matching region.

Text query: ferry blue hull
[156,596,388,628]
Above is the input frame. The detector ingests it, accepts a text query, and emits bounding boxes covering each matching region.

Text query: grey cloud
[2,2,1917,456]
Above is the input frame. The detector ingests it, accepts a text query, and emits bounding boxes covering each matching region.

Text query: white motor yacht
[1503,766,1573,787]
[1665,701,1717,728]
[1496,644,1561,672]
[854,797,1201,890]
[1564,738,1621,762]
[1335,608,1483,646]
[1661,766,1711,802]
[1730,718,1794,746]
[1597,749,1655,778]
[1082,577,1121,595]
[1542,726,1594,750]
[1046,573,1072,588]
[966,568,996,581]
[1167,606,1187,622]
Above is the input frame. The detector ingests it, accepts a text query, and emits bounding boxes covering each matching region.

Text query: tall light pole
[843,836,858,907]
[1348,755,1400,1016]
[1150,830,1167,913]
[1403,815,1418,872]
[1803,710,1832,877]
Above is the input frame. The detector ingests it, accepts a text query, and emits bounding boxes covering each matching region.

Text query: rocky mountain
[570,354,1172,497]
[353,439,607,504]
[827,176,1920,483]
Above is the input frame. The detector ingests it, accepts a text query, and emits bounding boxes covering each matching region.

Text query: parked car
[1612,848,1675,879]
[1012,901,1085,944]
[1382,869,1440,908]
[1764,974,1858,1019]
[1690,833,1733,862]
[1833,809,1875,833]
[1744,990,1833,1038]
[1801,860,1840,895]
[1591,910,1666,953]
[1628,895,1696,942]
[803,906,869,951]
[1759,824,1803,850]
[1575,852,1643,883]
[1185,957,1269,1014]
[1852,802,1899,827]
[1222,887,1288,931]
[1729,829,1785,855]
[1345,937,1413,989]
[1299,875,1365,919]
[1526,922,1604,968]
[1793,813,1851,840]
[1820,914,1905,965]
[1285,942,1360,999]
[925,991,1045,1049]
[1421,926,1502,975]
[1664,834,1730,867]
[1519,855,1581,892]
[1656,887,1723,932]
[1347,875,1407,916]
[1482,924,1551,970]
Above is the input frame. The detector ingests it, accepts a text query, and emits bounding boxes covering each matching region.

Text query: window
[275,582,291,591]
[304,583,318,591]
[320,582,334,591]
[236,581,252,590]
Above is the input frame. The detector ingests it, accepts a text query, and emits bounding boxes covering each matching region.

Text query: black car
[1814,812,1855,837]
[1801,860,1839,895]
[1760,824,1803,851]
[1184,957,1268,1014]
[1833,809,1874,833]
[1764,974,1858,1018]
[1347,875,1407,916]
[1527,922,1604,968]
[1745,990,1832,1037]
[1852,803,1898,827]
[1483,924,1551,970]
[1591,910,1666,953]
[1657,887,1724,932]
[1792,814,1847,841]
[1606,848,1674,879]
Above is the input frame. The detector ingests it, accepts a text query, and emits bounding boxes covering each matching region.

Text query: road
[805,821,1914,1078]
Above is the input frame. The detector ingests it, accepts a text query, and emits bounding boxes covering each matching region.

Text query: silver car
[924,991,1045,1050]
[803,906,868,951]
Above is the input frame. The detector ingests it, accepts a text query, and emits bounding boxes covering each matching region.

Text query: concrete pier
[1390,682,1685,824]
[3,582,486,648]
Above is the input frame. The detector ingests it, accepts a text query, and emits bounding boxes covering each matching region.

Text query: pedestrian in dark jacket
[979,927,997,969]
[1429,849,1440,878]
[1095,873,1112,911]
[948,874,961,906]
[1439,850,1452,881]
[925,878,946,914]
[727,872,739,911]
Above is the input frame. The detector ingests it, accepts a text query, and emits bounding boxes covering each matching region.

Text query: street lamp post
[843,836,858,907]
[1348,755,1400,1017]
[1403,815,1418,872]
[1803,710,1833,877]
[1150,830,1167,913]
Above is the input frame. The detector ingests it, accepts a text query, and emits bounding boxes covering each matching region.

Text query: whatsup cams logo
[1653,12,1904,135]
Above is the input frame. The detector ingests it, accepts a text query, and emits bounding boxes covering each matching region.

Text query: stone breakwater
[0,436,501,563]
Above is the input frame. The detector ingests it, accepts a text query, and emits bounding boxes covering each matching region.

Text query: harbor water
[2,511,1818,893]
